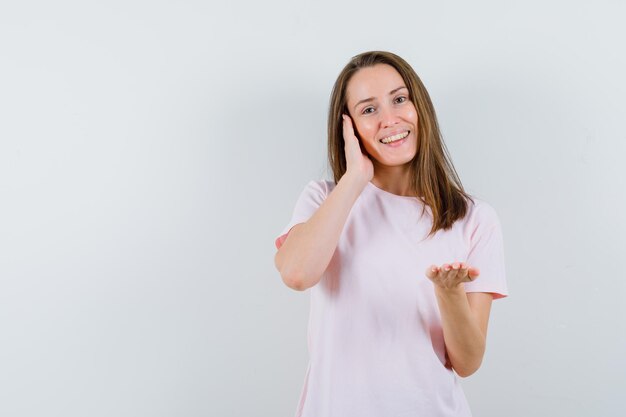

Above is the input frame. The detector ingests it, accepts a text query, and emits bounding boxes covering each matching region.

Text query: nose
[379,105,400,128]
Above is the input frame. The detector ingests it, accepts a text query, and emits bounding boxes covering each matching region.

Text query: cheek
[407,106,418,124]
[355,120,377,139]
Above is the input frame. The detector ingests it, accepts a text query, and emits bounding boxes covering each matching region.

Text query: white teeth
[380,131,409,144]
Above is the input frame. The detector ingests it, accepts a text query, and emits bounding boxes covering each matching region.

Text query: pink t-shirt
[275,179,508,417]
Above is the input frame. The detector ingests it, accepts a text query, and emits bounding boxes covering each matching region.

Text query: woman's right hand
[342,114,374,183]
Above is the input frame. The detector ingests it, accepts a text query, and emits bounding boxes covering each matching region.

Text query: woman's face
[345,64,418,168]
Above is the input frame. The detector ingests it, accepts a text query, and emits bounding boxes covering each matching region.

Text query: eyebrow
[352,86,408,111]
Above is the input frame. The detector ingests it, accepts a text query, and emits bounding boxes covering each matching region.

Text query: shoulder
[463,195,502,229]
[305,179,337,197]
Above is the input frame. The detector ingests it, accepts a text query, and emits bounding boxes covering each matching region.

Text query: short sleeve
[463,202,509,300]
[274,180,329,250]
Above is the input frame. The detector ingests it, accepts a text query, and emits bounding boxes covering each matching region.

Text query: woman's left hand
[425,262,480,290]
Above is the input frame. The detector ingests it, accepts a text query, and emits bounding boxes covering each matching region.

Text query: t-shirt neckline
[365,180,423,201]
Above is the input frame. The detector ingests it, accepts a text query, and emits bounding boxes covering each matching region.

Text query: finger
[449,262,465,285]
[425,265,439,279]
[459,262,468,276]
[456,263,471,282]
[342,118,357,149]
[342,114,354,133]
[468,267,480,280]
[440,264,451,282]
[440,263,456,287]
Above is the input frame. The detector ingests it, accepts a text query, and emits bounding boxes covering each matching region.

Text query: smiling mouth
[380,131,410,144]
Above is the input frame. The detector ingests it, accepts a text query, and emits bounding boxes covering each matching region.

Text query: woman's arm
[275,172,367,291]
[426,263,493,377]
[276,114,373,291]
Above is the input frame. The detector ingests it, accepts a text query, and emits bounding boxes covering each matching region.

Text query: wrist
[434,283,466,298]
[342,171,369,189]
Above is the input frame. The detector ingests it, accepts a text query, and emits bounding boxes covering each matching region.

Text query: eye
[362,107,375,115]
[395,96,407,104]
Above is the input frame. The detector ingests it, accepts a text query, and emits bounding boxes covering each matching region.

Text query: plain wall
[1,0,625,416]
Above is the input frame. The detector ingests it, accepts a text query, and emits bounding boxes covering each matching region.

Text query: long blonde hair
[327,50,474,237]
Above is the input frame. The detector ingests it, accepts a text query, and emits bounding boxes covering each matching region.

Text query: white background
[1,1,625,416]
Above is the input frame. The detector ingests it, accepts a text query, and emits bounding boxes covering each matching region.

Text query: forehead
[346,64,406,104]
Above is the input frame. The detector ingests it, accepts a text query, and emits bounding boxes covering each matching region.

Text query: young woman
[274,51,508,417]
